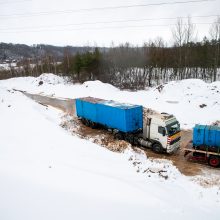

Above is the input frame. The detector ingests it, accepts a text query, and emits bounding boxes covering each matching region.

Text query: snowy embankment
[1,73,220,129]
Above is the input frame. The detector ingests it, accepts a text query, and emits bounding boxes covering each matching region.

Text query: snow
[0,78,220,220]
[0,62,16,70]
[1,74,220,129]
[37,73,69,85]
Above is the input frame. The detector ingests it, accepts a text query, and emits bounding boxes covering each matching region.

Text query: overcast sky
[0,0,220,46]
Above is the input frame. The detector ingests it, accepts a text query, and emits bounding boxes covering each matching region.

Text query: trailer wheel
[152,143,162,154]
[208,156,220,168]
[81,118,86,125]
[90,121,97,129]
[133,136,139,146]
[125,135,134,145]
[114,133,124,140]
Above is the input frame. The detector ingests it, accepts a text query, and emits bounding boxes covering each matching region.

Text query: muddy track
[22,91,220,176]
[23,91,76,115]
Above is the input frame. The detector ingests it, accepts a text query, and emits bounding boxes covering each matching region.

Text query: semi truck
[184,125,220,167]
[75,97,181,154]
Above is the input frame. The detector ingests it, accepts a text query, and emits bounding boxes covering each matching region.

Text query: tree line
[1,17,219,89]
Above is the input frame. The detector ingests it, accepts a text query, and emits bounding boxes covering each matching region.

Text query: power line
[0,22,215,34]
[0,0,32,5]
[0,14,219,31]
[0,0,215,18]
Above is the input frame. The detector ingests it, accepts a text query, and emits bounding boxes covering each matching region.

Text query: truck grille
[168,136,181,145]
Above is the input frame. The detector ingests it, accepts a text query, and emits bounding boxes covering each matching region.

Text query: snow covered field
[0,74,220,220]
[1,73,220,129]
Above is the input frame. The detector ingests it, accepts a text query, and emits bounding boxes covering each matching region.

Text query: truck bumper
[166,141,180,154]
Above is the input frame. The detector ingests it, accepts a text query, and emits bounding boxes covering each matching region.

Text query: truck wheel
[125,135,134,145]
[85,119,90,127]
[208,156,220,167]
[114,133,123,140]
[133,137,139,146]
[81,118,86,125]
[152,143,162,154]
[90,122,97,129]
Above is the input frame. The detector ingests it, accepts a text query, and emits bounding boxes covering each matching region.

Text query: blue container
[75,97,143,133]
[193,124,220,148]
[193,125,206,146]
[205,126,217,146]
[216,127,220,146]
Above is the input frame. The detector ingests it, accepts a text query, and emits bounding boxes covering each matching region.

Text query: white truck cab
[140,112,181,154]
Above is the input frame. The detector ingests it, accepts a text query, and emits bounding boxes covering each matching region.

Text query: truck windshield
[166,122,180,136]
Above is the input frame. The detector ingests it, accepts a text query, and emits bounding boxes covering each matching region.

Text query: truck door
[157,126,167,148]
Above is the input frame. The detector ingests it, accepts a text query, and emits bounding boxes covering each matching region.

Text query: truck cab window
[166,122,180,136]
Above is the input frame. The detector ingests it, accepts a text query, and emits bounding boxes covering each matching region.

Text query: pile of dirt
[60,114,130,153]
[143,107,159,118]
[191,175,220,188]
[212,120,220,126]
[60,114,82,133]
[105,140,129,152]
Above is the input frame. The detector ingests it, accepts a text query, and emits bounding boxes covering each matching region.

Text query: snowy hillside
[1,73,220,129]
[0,75,220,219]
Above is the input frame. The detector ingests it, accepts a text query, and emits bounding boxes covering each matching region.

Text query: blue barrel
[75,97,143,133]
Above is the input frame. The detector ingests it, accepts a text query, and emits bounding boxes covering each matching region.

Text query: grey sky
[1,0,220,46]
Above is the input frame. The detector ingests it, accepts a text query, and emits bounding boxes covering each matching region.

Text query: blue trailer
[193,125,220,148]
[184,124,220,167]
[75,97,143,133]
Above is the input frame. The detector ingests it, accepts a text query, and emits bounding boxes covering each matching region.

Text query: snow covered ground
[0,74,220,220]
[1,73,220,129]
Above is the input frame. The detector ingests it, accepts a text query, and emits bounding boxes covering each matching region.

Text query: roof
[77,97,142,109]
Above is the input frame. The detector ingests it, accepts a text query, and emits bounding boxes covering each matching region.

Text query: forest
[1,17,220,90]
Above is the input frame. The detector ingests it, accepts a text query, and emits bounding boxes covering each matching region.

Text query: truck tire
[125,134,134,145]
[114,132,124,140]
[90,121,97,129]
[81,118,90,127]
[152,143,163,154]
[208,156,220,168]
[133,136,139,146]
[81,118,86,125]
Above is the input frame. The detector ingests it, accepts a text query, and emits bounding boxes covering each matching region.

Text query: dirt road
[23,92,76,115]
[23,91,219,176]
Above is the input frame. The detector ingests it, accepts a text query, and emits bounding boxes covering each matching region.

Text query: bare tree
[209,17,220,81]
[172,18,185,47]
[184,16,196,44]
[184,16,197,78]
[172,18,186,79]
